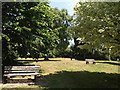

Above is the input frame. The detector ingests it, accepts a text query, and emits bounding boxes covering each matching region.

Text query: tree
[2,2,59,65]
[2,2,39,65]
[2,1,73,65]
[72,2,120,60]
[51,8,73,57]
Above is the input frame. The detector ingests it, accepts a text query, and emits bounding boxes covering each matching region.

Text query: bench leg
[93,62,96,64]
[34,75,37,82]
[86,61,89,64]
[3,76,7,84]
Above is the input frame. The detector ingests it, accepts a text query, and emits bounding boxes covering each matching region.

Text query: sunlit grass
[30,58,119,75]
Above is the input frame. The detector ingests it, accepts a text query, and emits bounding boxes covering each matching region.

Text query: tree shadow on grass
[18,59,61,65]
[96,61,120,66]
[35,71,120,89]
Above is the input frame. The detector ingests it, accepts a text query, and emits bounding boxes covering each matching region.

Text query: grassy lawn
[31,58,120,88]
[3,58,120,89]
[31,58,119,75]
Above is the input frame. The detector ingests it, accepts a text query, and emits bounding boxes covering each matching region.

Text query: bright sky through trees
[49,0,79,46]
[49,0,80,16]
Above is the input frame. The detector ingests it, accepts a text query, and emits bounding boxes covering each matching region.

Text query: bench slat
[4,66,40,69]
[4,66,40,72]
[3,65,40,83]
[4,73,39,77]
[85,59,95,62]
[4,71,37,73]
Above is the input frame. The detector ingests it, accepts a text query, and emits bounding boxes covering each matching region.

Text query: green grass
[31,58,120,88]
[3,58,120,89]
[32,58,119,75]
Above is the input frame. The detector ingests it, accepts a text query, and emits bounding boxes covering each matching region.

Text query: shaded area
[73,50,108,60]
[35,71,120,88]
[18,59,61,62]
[96,61,120,66]
[3,78,34,83]
[17,59,61,65]
[2,59,24,66]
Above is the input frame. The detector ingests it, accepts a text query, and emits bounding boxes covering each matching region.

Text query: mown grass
[2,58,120,89]
[31,58,119,75]
[32,58,120,88]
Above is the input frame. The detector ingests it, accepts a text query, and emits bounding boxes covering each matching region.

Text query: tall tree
[51,8,73,56]
[2,2,39,65]
[72,2,120,60]
[2,1,73,65]
[2,2,60,65]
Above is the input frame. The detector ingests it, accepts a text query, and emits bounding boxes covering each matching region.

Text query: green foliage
[51,8,73,54]
[2,2,40,65]
[2,2,72,65]
[2,2,52,64]
[73,2,120,59]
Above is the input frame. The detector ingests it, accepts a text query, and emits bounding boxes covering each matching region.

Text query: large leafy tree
[51,8,73,56]
[72,2,120,60]
[2,1,72,65]
[2,2,39,65]
[2,2,59,65]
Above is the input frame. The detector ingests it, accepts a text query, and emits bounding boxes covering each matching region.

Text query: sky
[49,0,80,16]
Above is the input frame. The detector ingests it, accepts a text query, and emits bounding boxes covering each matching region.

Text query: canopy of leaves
[2,2,72,65]
[51,8,73,55]
[72,2,120,59]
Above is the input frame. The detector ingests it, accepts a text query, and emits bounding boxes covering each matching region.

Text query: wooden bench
[85,59,96,64]
[3,65,40,83]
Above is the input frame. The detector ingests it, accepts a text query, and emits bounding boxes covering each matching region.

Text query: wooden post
[0,2,2,84]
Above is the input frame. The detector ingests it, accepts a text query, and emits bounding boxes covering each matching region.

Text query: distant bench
[3,65,40,83]
[85,59,96,64]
